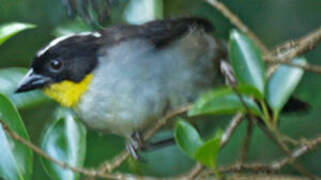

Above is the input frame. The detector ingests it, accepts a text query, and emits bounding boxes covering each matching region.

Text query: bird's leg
[128,132,177,159]
[127,131,144,160]
[145,137,176,151]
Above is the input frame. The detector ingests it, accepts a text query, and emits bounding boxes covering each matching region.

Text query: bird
[15,17,225,158]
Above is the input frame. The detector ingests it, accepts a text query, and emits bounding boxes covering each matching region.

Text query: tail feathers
[282,97,310,113]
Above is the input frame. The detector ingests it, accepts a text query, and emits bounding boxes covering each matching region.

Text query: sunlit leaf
[266,57,307,117]
[124,0,163,25]
[0,68,50,109]
[195,130,222,170]
[229,29,266,96]
[0,22,35,46]
[175,119,203,158]
[41,108,86,180]
[0,94,33,180]
[53,20,93,37]
[237,84,264,100]
[188,88,262,117]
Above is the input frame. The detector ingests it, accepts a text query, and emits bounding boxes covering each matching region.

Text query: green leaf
[237,84,264,100]
[174,119,203,158]
[0,22,35,46]
[53,20,94,37]
[195,130,222,170]
[0,68,50,109]
[229,29,266,95]
[188,88,262,117]
[0,94,33,180]
[266,57,306,117]
[41,108,86,180]
[124,0,163,25]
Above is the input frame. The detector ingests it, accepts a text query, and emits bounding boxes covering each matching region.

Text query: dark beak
[15,69,51,93]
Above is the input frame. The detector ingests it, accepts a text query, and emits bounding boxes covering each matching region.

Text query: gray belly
[75,30,217,137]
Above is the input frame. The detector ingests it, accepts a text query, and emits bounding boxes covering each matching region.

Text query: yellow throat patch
[43,74,93,107]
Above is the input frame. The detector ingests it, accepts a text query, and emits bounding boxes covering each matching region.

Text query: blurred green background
[0,0,320,179]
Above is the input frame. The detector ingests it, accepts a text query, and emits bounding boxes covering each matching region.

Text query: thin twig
[143,105,192,141]
[274,136,321,169]
[98,105,192,173]
[240,121,253,164]
[220,55,315,178]
[266,27,321,76]
[220,113,244,148]
[1,116,200,180]
[205,0,269,54]
[179,113,244,179]
[98,150,130,173]
[268,27,321,63]
[265,59,321,73]
[213,135,321,175]
[179,163,203,179]
[257,123,317,179]
[0,118,118,179]
[206,0,321,75]
[221,59,257,166]
[226,173,308,180]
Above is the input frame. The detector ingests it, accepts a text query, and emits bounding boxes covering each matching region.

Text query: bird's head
[16,32,101,107]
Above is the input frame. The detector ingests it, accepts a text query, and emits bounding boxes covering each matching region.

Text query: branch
[257,124,317,179]
[267,27,321,63]
[1,113,201,180]
[205,0,321,75]
[204,0,269,54]
[199,135,321,178]
[266,59,321,74]
[226,174,309,180]
[98,105,191,173]
[220,57,315,178]
[266,27,321,76]
[218,135,321,175]
[273,136,321,169]
[240,120,253,163]
[220,113,244,148]
[178,113,244,179]
[0,118,119,179]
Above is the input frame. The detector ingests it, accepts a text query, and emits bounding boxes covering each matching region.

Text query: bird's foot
[127,132,145,160]
[127,132,176,160]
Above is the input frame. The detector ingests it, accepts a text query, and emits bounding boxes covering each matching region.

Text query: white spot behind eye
[36,32,102,57]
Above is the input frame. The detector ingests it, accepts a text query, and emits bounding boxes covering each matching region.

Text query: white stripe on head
[78,32,102,38]
[36,32,102,57]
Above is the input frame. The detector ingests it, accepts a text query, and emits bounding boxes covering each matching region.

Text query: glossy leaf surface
[229,29,266,95]
[267,57,306,116]
[0,22,35,46]
[0,94,33,180]
[174,119,203,158]
[195,130,222,170]
[188,88,262,117]
[41,108,86,180]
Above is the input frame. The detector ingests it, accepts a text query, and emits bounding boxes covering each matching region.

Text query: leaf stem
[259,100,273,128]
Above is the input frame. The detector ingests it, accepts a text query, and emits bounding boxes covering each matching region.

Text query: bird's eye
[50,59,63,71]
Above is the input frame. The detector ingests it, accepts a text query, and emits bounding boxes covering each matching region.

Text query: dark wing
[140,17,214,47]
[100,17,214,48]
